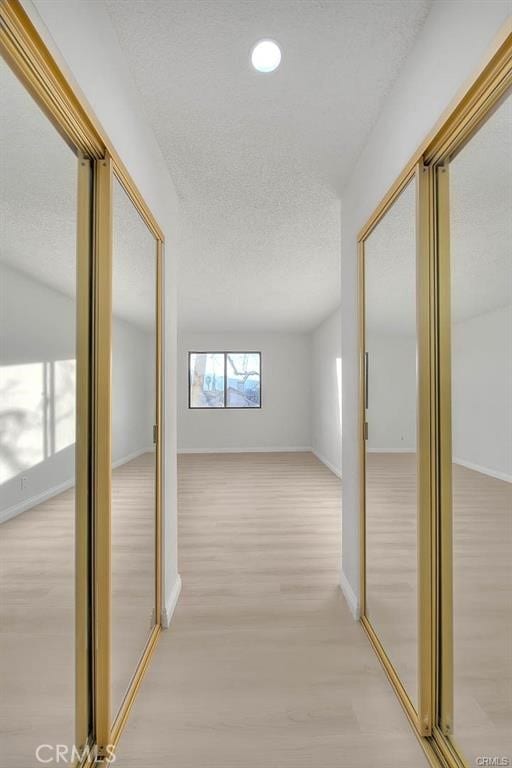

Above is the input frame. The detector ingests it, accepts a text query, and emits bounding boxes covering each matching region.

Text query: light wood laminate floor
[0,452,156,768]
[365,453,512,766]
[114,452,428,767]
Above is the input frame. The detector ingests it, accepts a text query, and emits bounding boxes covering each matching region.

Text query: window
[189,352,261,409]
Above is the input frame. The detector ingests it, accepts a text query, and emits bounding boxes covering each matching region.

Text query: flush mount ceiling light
[251,39,281,73]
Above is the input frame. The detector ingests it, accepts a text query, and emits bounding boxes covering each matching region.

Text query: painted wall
[366,331,417,453]
[340,1,511,614]
[310,307,342,477]
[365,306,512,473]
[0,264,154,521]
[20,0,181,616]
[452,304,512,481]
[178,331,311,452]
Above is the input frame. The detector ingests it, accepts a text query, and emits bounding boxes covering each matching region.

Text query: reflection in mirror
[111,176,157,721]
[448,90,512,763]
[0,57,78,763]
[189,353,224,407]
[364,177,418,708]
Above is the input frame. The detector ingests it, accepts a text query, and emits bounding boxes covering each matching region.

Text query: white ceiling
[365,92,512,336]
[0,56,157,332]
[0,56,78,304]
[105,0,432,331]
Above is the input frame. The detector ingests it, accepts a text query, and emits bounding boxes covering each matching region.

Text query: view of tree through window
[189,352,261,408]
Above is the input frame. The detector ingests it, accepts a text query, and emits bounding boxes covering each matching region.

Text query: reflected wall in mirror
[111,176,157,722]
[448,89,512,763]
[0,56,79,764]
[364,177,418,708]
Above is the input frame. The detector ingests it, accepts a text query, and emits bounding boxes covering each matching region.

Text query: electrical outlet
[19,476,28,491]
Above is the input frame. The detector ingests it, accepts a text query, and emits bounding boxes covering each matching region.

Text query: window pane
[190,353,225,407]
[226,353,261,408]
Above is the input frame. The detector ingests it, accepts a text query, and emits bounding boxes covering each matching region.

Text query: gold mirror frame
[358,163,434,739]
[358,23,512,768]
[0,1,165,764]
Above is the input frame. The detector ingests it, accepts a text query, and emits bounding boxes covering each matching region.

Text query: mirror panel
[364,177,418,709]
[447,90,512,762]
[0,56,80,764]
[111,177,158,721]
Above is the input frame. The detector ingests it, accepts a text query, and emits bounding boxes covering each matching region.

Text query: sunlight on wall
[336,357,342,432]
[54,359,76,453]
[0,359,76,484]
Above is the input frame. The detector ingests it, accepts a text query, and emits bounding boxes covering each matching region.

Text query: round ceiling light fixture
[251,39,281,73]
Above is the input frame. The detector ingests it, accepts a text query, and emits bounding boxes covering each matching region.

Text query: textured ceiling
[105,0,432,331]
[365,91,512,336]
[0,56,157,331]
[0,56,78,307]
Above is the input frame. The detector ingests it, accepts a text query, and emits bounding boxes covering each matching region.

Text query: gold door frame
[0,1,166,763]
[358,24,512,768]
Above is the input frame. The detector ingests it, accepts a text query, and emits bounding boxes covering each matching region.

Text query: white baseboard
[339,569,360,620]
[1,446,155,524]
[178,446,311,454]
[112,445,155,469]
[312,448,342,479]
[161,574,182,628]
[454,457,512,483]
[0,477,75,524]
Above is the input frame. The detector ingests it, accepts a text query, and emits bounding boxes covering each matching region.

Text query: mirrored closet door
[362,175,420,713]
[110,175,159,725]
[438,87,512,766]
[0,55,91,766]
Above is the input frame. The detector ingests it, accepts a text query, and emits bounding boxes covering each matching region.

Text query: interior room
[0,2,510,768]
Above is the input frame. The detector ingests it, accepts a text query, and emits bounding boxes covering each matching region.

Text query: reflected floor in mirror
[111,451,156,720]
[365,451,417,705]
[452,464,512,766]
[365,452,512,762]
[0,453,155,767]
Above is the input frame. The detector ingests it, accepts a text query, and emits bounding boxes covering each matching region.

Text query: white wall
[310,307,342,477]
[366,331,417,453]
[178,331,311,452]
[0,265,154,521]
[20,0,181,618]
[340,1,511,614]
[453,304,512,481]
[112,319,154,465]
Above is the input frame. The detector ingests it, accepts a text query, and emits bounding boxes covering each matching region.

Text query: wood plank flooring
[3,450,509,766]
[114,452,428,767]
[0,452,156,768]
[364,453,512,766]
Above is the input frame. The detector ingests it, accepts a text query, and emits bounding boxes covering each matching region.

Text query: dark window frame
[188,351,262,409]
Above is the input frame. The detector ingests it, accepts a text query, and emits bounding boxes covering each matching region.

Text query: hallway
[115,453,426,767]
